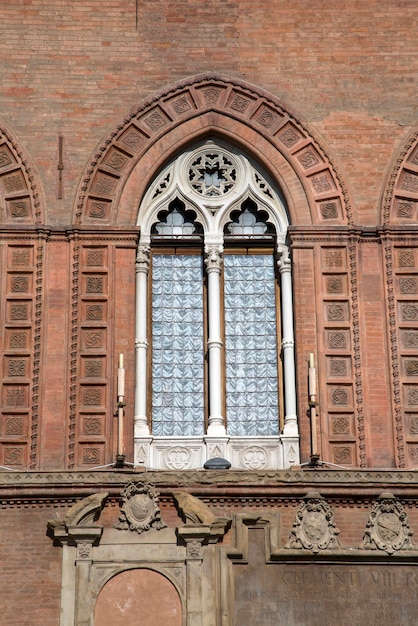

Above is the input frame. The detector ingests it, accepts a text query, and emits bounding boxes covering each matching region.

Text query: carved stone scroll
[174,491,231,546]
[47,491,108,535]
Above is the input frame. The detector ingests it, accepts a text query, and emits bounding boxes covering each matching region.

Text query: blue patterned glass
[224,255,280,435]
[152,255,204,436]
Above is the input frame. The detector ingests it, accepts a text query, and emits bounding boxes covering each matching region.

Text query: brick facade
[1,2,418,624]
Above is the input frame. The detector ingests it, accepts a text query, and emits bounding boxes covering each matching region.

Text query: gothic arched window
[134,140,299,470]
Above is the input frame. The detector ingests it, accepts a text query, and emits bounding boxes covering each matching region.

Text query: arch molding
[75,73,351,226]
[0,120,43,224]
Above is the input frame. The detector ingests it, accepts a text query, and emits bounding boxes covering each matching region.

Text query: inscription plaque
[232,528,418,625]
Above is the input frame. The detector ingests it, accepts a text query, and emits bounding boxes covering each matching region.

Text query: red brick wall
[1,3,418,624]
[0,505,62,625]
[1,2,418,469]
[0,1,416,224]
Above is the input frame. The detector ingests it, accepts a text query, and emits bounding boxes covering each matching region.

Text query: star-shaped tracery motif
[188,152,237,196]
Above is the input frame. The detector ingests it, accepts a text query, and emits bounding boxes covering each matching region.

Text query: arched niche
[75,73,352,227]
[94,568,182,626]
[0,118,43,224]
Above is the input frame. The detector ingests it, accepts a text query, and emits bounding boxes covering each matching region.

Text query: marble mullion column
[204,245,226,436]
[134,244,151,437]
[277,244,299,440]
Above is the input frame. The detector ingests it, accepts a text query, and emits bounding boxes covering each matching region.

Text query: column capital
[136,244,150,270]
[204,244,223,271]
[276,244,291,272]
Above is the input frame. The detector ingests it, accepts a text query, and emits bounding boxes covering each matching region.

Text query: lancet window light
[134,140,299,470]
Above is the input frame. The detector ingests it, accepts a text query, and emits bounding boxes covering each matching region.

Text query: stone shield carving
[114,482,166,534]
[361,493,415,554]
[285,492,342,553]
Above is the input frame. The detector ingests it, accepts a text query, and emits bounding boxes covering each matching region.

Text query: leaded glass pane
[152,254,204,436]
[224,254,280,436]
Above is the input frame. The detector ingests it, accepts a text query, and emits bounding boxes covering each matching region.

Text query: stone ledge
[1,468,418,492]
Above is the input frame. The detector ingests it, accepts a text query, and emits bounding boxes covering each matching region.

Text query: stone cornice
[2,469,418,499]
[0,225,140,242]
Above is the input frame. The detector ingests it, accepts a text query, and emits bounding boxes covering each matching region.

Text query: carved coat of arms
[285,492,341,553]
[361,493,415,554]
[114,482,166,534]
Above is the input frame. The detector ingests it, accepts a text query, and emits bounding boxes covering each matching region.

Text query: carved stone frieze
[285,492,342,553]
[185,539,202,559]
[333,445,353,465]
[85,360,102,377]
[331,388,349,405]
[401,303,418,321]
[86,304,103,320]
[83,447,100,465]
[11,276,29,292]
[238,446,268,469]
[86,276,103,293]
[400,172,418,193]
[361,493,415,554]
[77,543,92,560]
[9,330,28,348]
[4,447,24,465]
[5,416,24,435]
[114,481,166,534]
[396,199,415,218]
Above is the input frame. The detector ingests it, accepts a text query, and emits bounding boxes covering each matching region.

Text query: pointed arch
[75,73,352,226]
[0,119,43,224]
[381,127,418,225]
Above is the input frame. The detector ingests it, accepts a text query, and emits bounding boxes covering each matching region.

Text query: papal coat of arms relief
[114,482,167,534]
[285,492,342,553]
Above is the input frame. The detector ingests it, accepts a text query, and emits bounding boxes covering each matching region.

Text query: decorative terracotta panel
[320,245,359,466]
[0,244,37,469]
